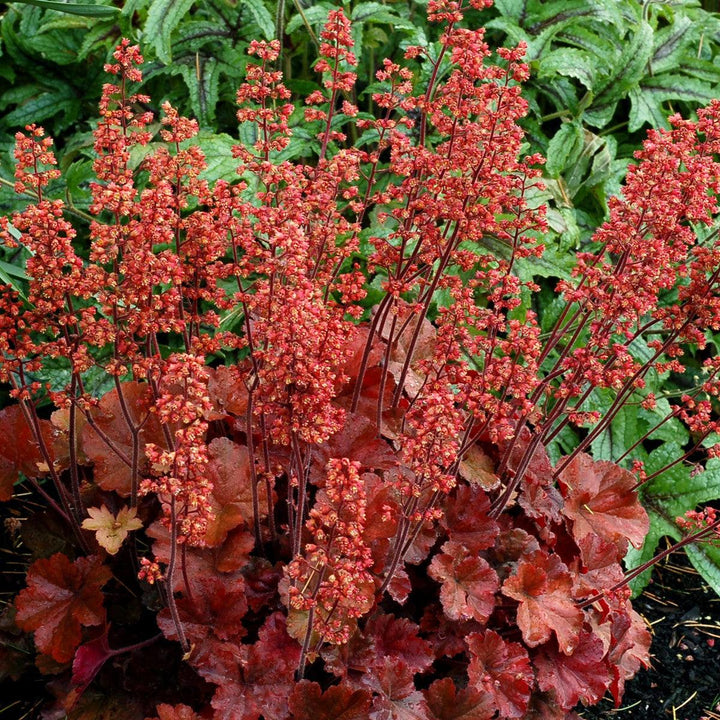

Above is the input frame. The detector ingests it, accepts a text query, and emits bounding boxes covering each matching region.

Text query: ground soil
[581,544,720,720]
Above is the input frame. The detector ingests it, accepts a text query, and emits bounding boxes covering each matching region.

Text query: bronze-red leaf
[15,553,111,664]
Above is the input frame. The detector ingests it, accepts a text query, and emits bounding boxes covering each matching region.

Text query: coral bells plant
[4,2,720,718]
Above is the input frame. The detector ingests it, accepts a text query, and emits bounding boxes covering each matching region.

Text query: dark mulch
[581,544,720,720]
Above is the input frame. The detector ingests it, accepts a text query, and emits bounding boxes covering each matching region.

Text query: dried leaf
[458,445,499,491]
[81,505,142,555]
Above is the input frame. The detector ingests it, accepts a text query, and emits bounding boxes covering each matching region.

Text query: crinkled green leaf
[2,84,79,129]
[545,121,583,178]
[0,84,43,111]
[686,543,720,597]
[24,29,84,65]
[240,0,274,40]
[492,0,527,22]
[643,451,720,518]
[172,19,231,53]
[587,20,654,127]
[144,0,196,64]
[169,56,221,125]
[181,131,238,184]
[538,48,598,91]
[629,74,717,132]
[650,14,694,74]
[625,510,679,597]
[351,2,415,28]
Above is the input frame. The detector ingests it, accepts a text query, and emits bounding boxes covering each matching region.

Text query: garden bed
[582,545,720,720]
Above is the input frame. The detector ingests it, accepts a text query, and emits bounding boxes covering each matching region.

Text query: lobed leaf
[559,452,649,556]
[534,632,610,710]
[428,542,498,624]
[0,405,54,501]
[466,630,533,719]
[289,681,372,720]
[239,0,274,41]
[424,678,494,720]
[144,0,196,64]
[15,553,111,664]
[80,382,167,497]
[502,551,583,655]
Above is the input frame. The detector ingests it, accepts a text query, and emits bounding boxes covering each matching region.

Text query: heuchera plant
[2,1,720,718]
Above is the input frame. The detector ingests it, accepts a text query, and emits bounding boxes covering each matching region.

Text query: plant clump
[2,2,720,718]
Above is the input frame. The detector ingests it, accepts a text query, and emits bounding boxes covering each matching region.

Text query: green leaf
[0,84,43,112]
[9,0,118,17]
[169,57,221,125]
[650,14,694,74]
[351,2,414,28]
[682,59,720,85]
[240,0,274,40]
[641,447,720,526]
[492,0,527,22]
[2,85,79,130]
[669,458,720,511]
[172,19,231,53]
[686,543,720,597]
[285,4,332,35]
[637,400,688,446]
[629,74,717,133]
[545,121,583,178]
[558,24,622,61]
[0,259,28,301]
[25,27,84,65]
[588,20,654,128]
[143,0,196,64]
[182,131,238,184]
[625,511,679,596]
[537,47,598,91]
[77,18,118,60]
[121,0,149,16]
